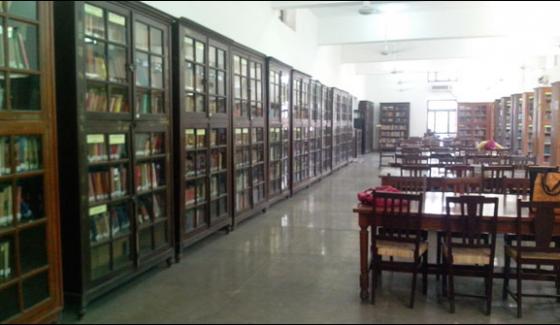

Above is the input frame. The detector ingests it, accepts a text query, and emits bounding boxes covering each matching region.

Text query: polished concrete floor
[64,154,560,324]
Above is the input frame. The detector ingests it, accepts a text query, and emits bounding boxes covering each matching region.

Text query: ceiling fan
[358,1,377,15]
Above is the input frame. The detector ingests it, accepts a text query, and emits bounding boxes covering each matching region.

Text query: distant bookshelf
[457,102,493,146]
[379,102,410,151]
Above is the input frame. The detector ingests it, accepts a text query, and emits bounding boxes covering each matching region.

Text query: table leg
[360,219,369,301]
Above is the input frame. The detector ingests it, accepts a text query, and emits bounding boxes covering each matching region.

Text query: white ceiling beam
[270,1,361,10]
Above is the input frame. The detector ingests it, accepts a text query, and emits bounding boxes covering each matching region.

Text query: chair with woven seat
[502,200,560,318]
[370,191,428,308]
[441,195,499,315]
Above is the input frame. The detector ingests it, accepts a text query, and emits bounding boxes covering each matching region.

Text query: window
[278,9,296,31]
[427,100,457,139]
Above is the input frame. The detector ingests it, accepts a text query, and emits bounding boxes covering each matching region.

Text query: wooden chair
[370,192,428,308]
[442,196,499,315]
[400,164,432,177]
[439,156,465,166]
[444,165,475,178]
[474,156,503,166]
[502,178,531,195]
[503,200,560,318]
[508,156,536,173]
[481,165,515,193]
[401,155,428,165]
[381,175,427,193]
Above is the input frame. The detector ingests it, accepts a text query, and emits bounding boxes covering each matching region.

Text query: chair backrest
[401,155,427,165]
[445,195,499,253]
[502,178,531,195]
[515,200,560,251]
[373,191,424,245]
[381,175,427,193]
[400,164,432,177]
[444,165,475,178]
[481,165,515,193]
[439,156,466,165]
[474,156,503,166]
[508,155,536,169]
[441,177,482,194]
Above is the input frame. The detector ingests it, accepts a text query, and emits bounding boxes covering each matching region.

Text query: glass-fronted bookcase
[54,1,174,315]
[322,87,333,174]
[231,45,268,227]
[291,70,312,194]
[310,80,323,180]
[174,18,232,252]
[266,58,291,205]
[331,88,353,170]
[0,1,63,323]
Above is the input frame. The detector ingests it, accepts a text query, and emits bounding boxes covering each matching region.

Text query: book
[0,240,11,280]
[0,185,13,227]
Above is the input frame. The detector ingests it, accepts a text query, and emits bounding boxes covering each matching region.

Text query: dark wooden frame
[54,1,175,315]
[378,102,410,152]
[0,2,64,323]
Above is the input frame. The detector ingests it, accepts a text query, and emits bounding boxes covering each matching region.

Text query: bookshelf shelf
[174,18,233,252]
[378,102,410,151]
[54,1,174,314]
[550,82,560,165]
[331,88,354,170]
[291,70,312,194]
[0,2,63,324]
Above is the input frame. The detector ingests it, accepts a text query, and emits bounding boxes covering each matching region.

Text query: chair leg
[442,253,448,298]
[485,269,493,316]
[503,250,511,300]
[516,262,522,319]
[448,262,456,313]
[410,261,418,309]
[422,251,428,296]
[371,255,377,305]
[436,233,441,281]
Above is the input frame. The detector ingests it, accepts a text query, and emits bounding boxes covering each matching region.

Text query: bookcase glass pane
[195,41,205,64]
[153,192,165,220]
[153,222,167,248]
[0,137,9,176]
[8,20,38,70]
[109,134,127,160]
[90,243,110,280]
[135,52,149,87]
[22,271,49,309]
[134,22,149,52]
[89,206,109,243]
[150,28,163,55]
[85,40,107,80]
[0,182,12,228]
[184,36,194,61]
[7,1,36,20]
[112,236,130,270]
[87,134,107,163]
[139,228,152,253]
[10,74,39,111]
[135,133,150,158]
[109,166,127,199]
[150,56,163,89]
[14,135,41,173]
[107,12,126,45]
[0,235,14,283]
[110,204,129,237]
[137,194,151,225]
[0,284,19,322]
[16,176,45,223]
[152,91,164,114]
[84,3,104,39]
[108,45,127,84]
[136,89,150,114]
[19,224,47,273]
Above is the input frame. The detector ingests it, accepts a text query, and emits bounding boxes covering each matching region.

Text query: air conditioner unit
[431,84,453,92]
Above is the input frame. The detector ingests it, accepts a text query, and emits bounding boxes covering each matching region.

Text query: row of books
[108,47,127,84]
[15,137,41,173]
[137,194,164,225]
[185,153,206,178]
[210,174,227,198]
[85,88,129,113]
[235,170,250,191]
[89,205,131,243]
[135,163,164,192]
[0,139,9,175]
[88,167,128,203]
[380,131,406,138]
[184,207,206,232]
[87,135,128,163]
[0,240,11,281]
[185,180,206,206]
[86,45,108,80]
[235,192,251,212]
[185,130,207,150]
[137,93,164,114]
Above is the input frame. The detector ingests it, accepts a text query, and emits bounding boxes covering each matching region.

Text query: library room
[2,1,560,324]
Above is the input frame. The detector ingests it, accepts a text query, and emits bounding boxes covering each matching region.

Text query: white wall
[142,1,361,95]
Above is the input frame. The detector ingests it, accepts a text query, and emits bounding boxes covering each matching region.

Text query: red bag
[357,186,405,208]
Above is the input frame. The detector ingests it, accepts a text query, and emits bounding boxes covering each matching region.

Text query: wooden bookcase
[511,94,523,154]
[322,87,333,175]
[331,88,353,170]
[0,2,63,323]
[493,96,513,148]
[357,101,374,155]
[550,82,560,165]
[310,80,324,181]
[522,92,535,156]
[54,1,175,314]
[378,102,410,151]
[231,44,267,227]
[493,99,501,142]
[456,102,494,146]
[291,70,312,194]
[534,87,552,165]
[265,58,291,205]
[173,18,233,253]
